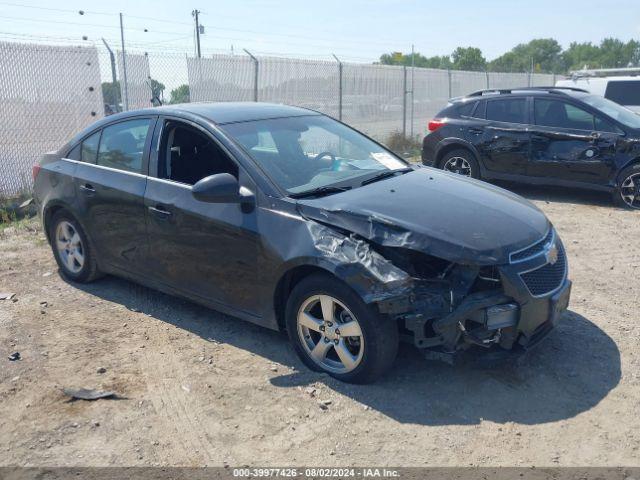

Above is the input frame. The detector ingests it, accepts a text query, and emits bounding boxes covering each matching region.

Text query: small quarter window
[97,119,152,173]
[458,101,478,117]
[67,144,81,160]
[81,131,101,164]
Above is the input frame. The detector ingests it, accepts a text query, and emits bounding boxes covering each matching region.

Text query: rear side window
[97,119,152,173]
[457,101,478,117]
[534,99,594,130]
[605,80,640,106]
[486,98,526,124]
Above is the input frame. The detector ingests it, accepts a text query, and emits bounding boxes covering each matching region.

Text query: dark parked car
[422,87,640,209]
[33,102,571,383]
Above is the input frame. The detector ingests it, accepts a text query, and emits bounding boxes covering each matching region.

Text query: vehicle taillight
[32,164,41,180]
[428,119,447,132]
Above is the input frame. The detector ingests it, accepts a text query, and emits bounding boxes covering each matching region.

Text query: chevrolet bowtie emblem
[546,245,559,265]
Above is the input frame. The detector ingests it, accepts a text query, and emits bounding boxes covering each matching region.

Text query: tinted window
[81,131,101,164]
[594,116,622,134]
[97,119,151,173]
[605,80,640,106]
[534,99,594,130]
[486,98,526,123]
[581,94,640,129]
[67,144,81,160]
[457,101,477,117]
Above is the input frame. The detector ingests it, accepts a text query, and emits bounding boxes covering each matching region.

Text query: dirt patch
[0,186,639,467]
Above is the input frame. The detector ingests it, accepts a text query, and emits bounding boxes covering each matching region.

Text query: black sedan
[422,87,640,209]
[33,102,571,383]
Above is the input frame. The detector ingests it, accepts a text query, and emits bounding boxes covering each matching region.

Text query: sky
[0,0,638,62]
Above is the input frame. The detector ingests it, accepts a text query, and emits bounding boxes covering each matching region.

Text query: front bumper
[419,278,571,366]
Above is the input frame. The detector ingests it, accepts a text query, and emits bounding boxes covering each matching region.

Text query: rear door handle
[469,127,484,135]
[79,183,95,194]
[148,205,172,217]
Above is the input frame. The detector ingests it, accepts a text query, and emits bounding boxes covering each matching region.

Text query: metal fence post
[332,54,343,121]
[244,49,259,102]
[485,70,490,89]
[447,68,452,99]
[402,66,407,138]
[119,13,129,111]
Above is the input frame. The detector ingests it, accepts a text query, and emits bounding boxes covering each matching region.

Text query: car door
[73,116,156,273]
[475,97,531,176]
[144,117,263,317]
[528,98,620,185]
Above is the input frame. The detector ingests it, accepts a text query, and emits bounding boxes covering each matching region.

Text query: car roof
[102,102,320,125]
[453,87,590,103]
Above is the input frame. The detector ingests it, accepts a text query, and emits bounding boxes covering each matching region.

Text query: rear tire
[614,163,640,210]
[439,148,480,179]
[285,273,398,384]
[49,210,102,283]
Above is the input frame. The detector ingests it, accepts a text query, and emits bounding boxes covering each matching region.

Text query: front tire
[49,210,102,283]
[614,164,640,210]
[439,148,480,179]
[285,273,398,384]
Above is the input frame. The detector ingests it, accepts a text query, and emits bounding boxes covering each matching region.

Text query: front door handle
[148,205,172,217]
[468,127,484,135]
[79,183,95,194]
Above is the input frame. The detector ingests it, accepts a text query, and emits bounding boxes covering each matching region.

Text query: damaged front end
[305,217,571,366]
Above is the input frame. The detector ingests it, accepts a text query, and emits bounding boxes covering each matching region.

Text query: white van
[556,68,640,113]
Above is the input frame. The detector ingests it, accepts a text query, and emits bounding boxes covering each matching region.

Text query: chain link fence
[0,40,557,197]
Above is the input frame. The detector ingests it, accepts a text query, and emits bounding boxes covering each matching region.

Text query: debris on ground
[0,292,16,301]
[18,198,33,209]
[8,352,21,361]
[62,388,118,401]
[96,367,107,374]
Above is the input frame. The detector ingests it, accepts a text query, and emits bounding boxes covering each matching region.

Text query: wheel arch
[273,263,336,332]
[435,139,481,168]
[615,157,640,186]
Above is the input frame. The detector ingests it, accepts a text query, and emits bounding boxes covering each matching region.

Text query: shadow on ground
[493,181,614,208]
[72,275,621,427]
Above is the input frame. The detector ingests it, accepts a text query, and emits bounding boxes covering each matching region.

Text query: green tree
[101,81,121,106]
[451,47,486,71]
[169,84,190,104]
[563,42,601,70]
[489,38,563,73]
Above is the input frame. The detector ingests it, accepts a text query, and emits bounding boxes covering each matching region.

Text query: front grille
[510,229,553,262]
[519,243,567,296]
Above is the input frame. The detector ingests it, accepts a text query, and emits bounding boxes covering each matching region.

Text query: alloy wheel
[55,220,85,274]
[620,173,640,209]
[443,156,472,176]
[297,294,365,374]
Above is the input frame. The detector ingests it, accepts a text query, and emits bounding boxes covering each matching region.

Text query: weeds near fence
[384,131,422,161]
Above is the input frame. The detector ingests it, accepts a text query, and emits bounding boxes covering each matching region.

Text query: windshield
[221,115,408,194]
[581,94,640,129]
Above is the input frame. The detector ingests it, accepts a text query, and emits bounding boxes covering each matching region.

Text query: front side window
[534,99,595,130]
[159,121,238,185]
[486,98,527,124]
[221,115,408,194]
[97,119,152,173]
[581,94,640,129]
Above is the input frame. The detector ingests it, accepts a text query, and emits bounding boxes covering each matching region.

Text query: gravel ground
[0,184,639,467]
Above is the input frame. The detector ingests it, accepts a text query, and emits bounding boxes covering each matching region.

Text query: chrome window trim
[60,157,147,179]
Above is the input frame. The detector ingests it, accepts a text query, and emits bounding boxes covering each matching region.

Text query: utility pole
[192,9,202,58]
[119,13,129,111]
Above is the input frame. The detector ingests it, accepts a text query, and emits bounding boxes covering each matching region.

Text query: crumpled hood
[296,168,550,265]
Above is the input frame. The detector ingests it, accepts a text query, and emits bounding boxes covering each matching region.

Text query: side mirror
[192,173,255,210]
